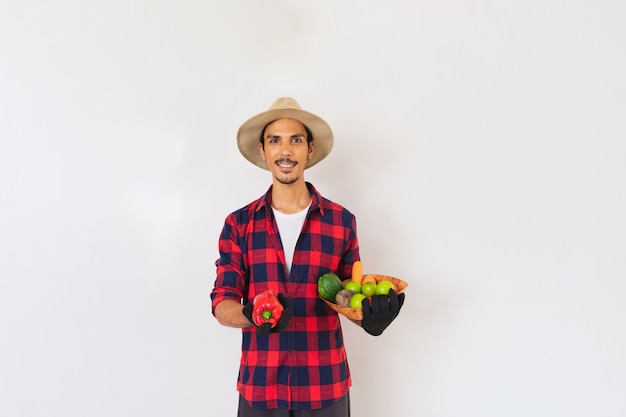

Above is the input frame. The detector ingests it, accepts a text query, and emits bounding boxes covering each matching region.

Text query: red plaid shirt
[211,182,360,410]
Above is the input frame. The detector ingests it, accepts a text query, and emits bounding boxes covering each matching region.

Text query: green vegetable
[317,273,344,302]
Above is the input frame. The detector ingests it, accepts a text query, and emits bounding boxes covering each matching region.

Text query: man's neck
[271,180,312,214]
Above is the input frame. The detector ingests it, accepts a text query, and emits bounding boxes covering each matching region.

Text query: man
[210,97,405,417]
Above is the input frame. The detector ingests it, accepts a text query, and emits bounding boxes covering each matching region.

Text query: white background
[1,1,625,416]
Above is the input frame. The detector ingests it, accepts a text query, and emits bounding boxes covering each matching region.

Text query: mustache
[275,158,297,165]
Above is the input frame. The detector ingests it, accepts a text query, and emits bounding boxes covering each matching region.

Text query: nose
[279,140,293,156]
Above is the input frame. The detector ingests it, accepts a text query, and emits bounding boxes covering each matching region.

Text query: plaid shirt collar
[254,181,326,217]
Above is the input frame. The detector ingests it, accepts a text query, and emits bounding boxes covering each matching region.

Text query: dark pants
[237,393,350,417]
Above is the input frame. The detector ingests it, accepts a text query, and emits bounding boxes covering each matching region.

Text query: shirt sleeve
[337,211,361,280]
[210,213,248,315]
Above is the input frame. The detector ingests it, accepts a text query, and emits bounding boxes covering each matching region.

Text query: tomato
[375,280,396,295]
[344,281,361,294]
[349,293,367,308]
[361,282,377,297]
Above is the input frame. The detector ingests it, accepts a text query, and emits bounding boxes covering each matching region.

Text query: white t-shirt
[272,202,311,275]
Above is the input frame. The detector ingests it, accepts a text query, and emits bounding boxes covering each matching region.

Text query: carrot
[351,260,363,285]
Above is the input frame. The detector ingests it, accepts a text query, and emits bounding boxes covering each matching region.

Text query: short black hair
[259,122,314,149]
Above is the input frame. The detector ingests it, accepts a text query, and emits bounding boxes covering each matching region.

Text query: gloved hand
[362,289,405,336]
[243,292,293,337]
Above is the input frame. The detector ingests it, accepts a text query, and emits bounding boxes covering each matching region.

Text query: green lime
[375,280,395,295]
[361,282,377,297]
[344,281,361,294]
[349,293,367,308]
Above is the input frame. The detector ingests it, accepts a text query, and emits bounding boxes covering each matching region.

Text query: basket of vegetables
[317,261,408,321]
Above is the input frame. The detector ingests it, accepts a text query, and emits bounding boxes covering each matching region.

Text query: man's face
[259,118,314,185]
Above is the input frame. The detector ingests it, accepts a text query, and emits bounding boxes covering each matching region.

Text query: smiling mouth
[276,159,297,169]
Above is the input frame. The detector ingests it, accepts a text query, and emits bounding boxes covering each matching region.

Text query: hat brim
[237,108,334,170]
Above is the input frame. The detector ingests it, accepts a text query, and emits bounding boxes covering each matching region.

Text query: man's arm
[214,299,252,328]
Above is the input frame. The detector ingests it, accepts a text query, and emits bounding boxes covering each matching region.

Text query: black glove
[242,293,293,337]
[361,289,405,336]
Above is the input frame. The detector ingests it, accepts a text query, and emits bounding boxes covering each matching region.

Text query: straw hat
[237,97,334,170]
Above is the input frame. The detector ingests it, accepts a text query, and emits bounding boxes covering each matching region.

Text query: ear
[258,142,266,161]
[308,141,315,160]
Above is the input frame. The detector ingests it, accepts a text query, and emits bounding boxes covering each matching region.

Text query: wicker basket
[319,274,408,321]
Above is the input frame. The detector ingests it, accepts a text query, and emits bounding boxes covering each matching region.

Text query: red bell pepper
[252,289,284,328]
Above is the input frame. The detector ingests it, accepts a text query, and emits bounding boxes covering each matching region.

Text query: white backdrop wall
[1,1,625,416]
